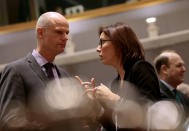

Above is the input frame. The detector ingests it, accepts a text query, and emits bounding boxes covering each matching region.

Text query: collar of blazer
[160,80,176,99]
[26,53,50,83]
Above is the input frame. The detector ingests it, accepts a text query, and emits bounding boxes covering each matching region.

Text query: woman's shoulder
[134,59,152,66]
[132,60,154,70]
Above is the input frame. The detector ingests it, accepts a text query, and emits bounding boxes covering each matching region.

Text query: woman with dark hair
[94,22,161,130]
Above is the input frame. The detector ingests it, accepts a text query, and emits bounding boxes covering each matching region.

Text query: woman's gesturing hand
[75,76,96,100]
[95,83,120,105]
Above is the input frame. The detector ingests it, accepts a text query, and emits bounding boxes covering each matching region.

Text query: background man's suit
[159,80,189,130]
[159,80,189,115]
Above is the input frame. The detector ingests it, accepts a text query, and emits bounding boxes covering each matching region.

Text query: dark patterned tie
[173,89,181,104]
[174,89,185,113]
[43,63,54,80]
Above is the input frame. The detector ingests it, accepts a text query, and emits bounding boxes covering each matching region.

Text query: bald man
[154,50,189,130]
[154,50,186,89]
[0,12,93,131]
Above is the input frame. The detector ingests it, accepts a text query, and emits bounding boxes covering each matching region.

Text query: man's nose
[62,33,68,41]
[183,66,186,72]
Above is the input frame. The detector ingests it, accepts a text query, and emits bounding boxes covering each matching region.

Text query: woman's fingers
[75,76,92,89]
[91,78,95,88]
[84,88,96,94]
[75,76,82,84]
[84,88,96,100]
[75,76,97,99]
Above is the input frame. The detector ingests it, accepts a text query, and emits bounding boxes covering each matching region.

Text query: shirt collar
[160,79,175,91]
[32,49,54,67]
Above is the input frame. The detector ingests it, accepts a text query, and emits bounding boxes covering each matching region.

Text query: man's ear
[37,27,43,38]
[161,64,168,75]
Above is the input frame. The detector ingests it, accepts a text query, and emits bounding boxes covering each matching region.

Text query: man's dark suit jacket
[159,80,189,116]
[159,80,189,130]
[0,53,92,131]
[99,60,161,131]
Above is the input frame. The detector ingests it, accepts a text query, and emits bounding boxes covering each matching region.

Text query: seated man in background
[154,50,189,130]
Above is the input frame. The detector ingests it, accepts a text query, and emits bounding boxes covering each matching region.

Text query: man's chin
[58,49,64,54]
[178,80,184,85]
[180,77,184,82]
[55,51,64,56]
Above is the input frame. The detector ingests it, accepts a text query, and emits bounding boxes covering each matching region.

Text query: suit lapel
[26,53,49,82]
[54,65,61,78]
[160,81,175,99]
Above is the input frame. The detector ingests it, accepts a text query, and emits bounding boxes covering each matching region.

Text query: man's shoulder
[2,54,33,73]
[0,57,29,83]
[5,57,27,69]
[5,53,33,68]
[159,80,166,88]
[159,81,170,97]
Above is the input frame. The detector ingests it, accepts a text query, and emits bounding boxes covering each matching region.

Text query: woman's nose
[96,45,101,52]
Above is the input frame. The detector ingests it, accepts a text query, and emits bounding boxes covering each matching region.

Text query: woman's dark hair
[99,22,145,70]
